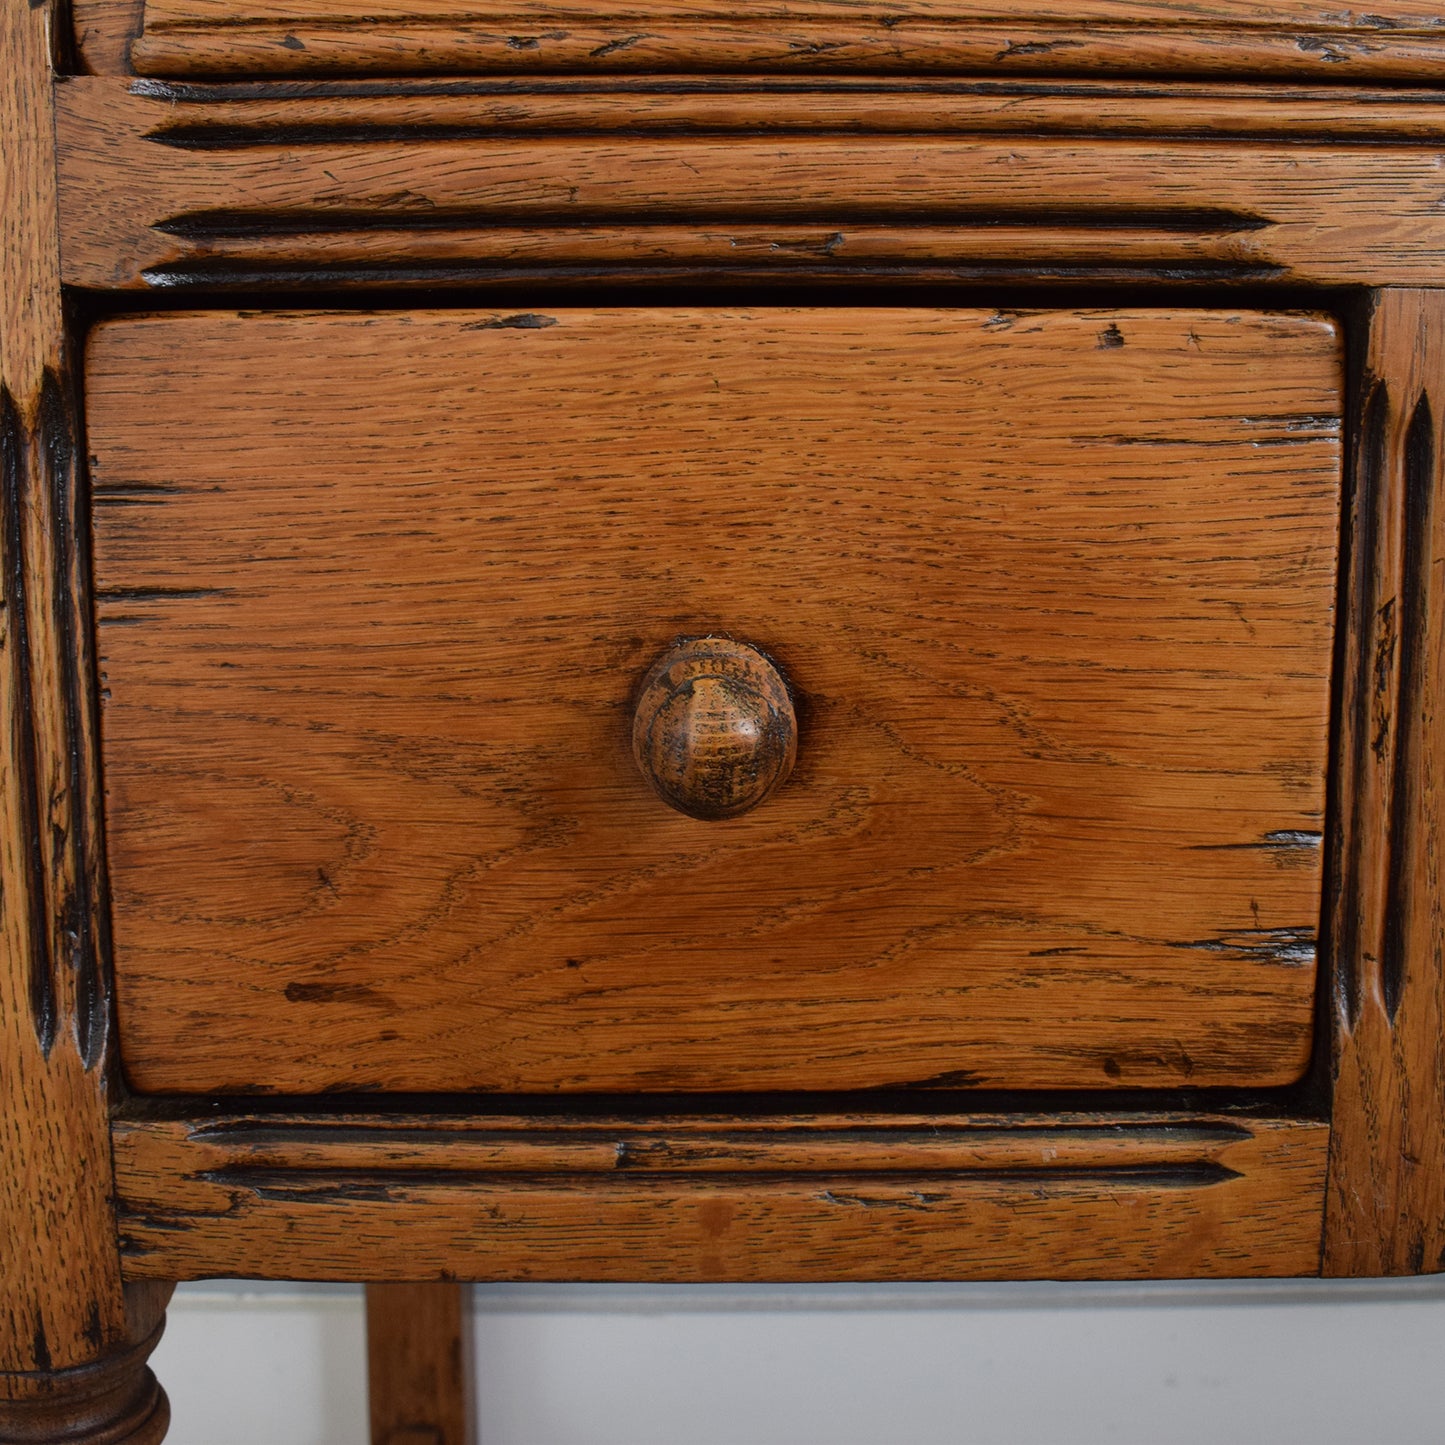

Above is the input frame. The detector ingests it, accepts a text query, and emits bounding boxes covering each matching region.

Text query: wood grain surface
[1,2,175,1439]
[69,74,1445,142]
[16,0,1445,1336]
[113,0,1445,80]
[0,0,149,1397]
[0,1287,172,1445]
[366,1284,474,1445]
[88,307,1340,1096]
[56,78,1445,293]
[72,0,143,73]
[111,1109,1330,1281]
[1324,290,1445,1277]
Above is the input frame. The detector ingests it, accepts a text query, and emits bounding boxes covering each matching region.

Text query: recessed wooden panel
[87,307,1341,1094]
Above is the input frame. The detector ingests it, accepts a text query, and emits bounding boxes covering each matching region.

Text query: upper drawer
[87,306,1340,1095]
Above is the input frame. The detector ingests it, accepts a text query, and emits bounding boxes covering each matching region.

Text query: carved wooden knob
[632,638,797,820]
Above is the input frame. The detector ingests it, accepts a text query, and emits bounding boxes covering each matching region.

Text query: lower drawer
[85,306,1341,1094]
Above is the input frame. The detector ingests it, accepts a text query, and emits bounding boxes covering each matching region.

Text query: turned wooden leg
[366,1284,475,1445]
[0,1285,173,1445]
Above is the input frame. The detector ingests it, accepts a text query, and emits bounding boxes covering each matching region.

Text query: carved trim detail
[121,76,1445,147]
[0,1293,172,1445]
[1331,306,1440,1037]
[1,385,57,1056]
[59,77,1445,292]
[135,190,1279,290]
[179,1115,1255,1186]
[123,3,1445,83]
[0,371,110,1067]
[1324,289,1445,1276]
[112,1110,1331,1282]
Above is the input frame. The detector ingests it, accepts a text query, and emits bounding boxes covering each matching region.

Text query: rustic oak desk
[4,2,1445,1439]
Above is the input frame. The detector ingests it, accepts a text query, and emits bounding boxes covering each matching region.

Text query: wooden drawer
[86,305,1341,1095]
[15,4,1445,1428]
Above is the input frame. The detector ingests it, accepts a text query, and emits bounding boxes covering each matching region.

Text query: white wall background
[154,1278,1445,1445]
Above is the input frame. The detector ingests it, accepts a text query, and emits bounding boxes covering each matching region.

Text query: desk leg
[366,1284,476,1445]
[0,1285,173,1445]
[3,3,173,1442]
[1325,289,1445,1276]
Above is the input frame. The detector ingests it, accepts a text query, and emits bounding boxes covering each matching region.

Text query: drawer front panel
[87,307,1340,1094]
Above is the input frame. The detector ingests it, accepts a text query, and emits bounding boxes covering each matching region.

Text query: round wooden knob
[632,638,797,820]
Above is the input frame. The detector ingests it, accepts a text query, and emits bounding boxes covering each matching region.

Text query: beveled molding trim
[112,1109,1331,1282]
[54,76,1445,291]
[76,0,1445,81]
[123,74,1445,146]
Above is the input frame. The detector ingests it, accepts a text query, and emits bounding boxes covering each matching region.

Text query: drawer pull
[632,637,797,820]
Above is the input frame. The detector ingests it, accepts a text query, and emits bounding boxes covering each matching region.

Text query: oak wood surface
[134,0,1445,21]
[79,76,1445,143]
[89,306,1338,1096]
[114,0,1445,80]
[72,0,144,73]
[56,78,1445,292]
[11,0,1445,1368]
[0,0,160,1411]
[0,1290,172,1445]
[1324,289,1445,1277]
[366,1284,474,1445]
[111,1109,1330,1281]
[1,1,176,1438]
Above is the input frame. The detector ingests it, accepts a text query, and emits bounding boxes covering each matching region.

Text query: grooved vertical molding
[1,3,172,1431]
[1324,289,1445,1277]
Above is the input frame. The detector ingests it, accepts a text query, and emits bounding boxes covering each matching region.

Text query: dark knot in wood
[631,637,797,820]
